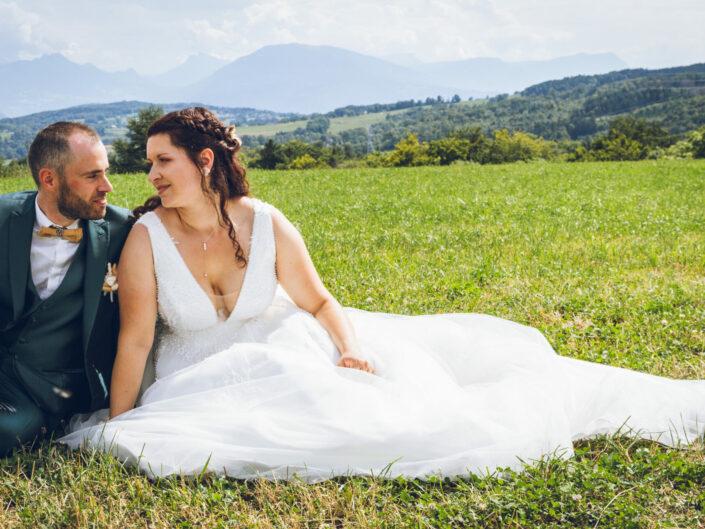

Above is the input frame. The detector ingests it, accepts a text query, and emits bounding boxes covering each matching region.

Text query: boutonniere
[102,262,118,302]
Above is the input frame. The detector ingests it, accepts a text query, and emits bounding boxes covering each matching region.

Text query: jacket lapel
[8,196,35,321]
[82,219,109,351]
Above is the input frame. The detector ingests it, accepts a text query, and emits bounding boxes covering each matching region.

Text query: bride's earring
[204,167,211,177]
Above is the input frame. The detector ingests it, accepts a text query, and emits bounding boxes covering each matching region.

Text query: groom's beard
[56,175,107,221]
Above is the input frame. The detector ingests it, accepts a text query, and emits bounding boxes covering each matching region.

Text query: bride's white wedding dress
[61,199,705,481]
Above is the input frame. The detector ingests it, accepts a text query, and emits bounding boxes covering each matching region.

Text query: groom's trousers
[0,355,59,456]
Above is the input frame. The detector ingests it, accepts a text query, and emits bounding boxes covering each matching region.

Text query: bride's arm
[271,209,374,374]
[109,225,158,418]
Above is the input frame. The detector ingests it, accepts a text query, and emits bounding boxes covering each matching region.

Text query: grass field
[1,160,705,527]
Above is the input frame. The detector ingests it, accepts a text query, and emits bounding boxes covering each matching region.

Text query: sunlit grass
[1,159,704,527]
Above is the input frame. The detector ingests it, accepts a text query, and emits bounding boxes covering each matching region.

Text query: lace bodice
[136,198,278,378]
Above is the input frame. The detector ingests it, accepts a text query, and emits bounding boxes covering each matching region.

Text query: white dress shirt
[30,199,82,300]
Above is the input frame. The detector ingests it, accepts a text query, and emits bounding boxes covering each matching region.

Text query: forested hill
[241,62,705,152]
[1,63,704,160]
[0,102,296,159]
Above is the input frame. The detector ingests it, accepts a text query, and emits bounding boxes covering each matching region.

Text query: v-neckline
[152,208,258,323]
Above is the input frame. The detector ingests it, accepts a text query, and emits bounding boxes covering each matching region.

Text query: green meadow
[1,160,704,527]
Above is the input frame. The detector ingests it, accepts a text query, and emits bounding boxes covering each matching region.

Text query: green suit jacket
[0,190,131,411]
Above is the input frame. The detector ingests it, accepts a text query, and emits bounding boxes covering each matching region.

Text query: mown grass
[1,159,705,527]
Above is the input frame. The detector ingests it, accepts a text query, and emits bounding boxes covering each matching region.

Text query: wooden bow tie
[38,225,83,243]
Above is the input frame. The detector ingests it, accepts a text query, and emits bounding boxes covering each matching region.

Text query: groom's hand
[337,354,375,374]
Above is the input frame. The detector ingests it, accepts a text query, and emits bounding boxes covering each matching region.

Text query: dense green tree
[305,115,330,134]
[428,137,470,165]
[287,154,322,169]
[253,139,289,169]
[111,105,164,173]
[0,157,28,178]
[450,127,491,163]
[606,116,675,149]
[589,134,648,161]
[689,127,705,158]
[488,130,552,163]
[385,133,437,167]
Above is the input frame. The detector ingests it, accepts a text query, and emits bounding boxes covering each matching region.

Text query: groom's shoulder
[104,203,132,225]
[102,204,132,242]
[0,190,36,224]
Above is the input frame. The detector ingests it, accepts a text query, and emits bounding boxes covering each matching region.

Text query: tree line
[3,107,703,178]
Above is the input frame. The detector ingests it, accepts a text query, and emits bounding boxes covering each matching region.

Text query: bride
[61,107,705,481]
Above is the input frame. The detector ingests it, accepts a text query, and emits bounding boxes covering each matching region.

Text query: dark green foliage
[305,115,330,134]
[571,116,678,161]
[0,157,29,178]
[692,127,705,158]
[252,139,288,169]
[110,105,164,173]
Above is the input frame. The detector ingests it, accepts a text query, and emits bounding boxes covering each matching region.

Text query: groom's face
[56,133,113,220]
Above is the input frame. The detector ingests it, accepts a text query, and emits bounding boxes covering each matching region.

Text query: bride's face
[146,133,204,208]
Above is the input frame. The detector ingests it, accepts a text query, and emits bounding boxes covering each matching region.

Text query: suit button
[18,338,28,344]
[31,316,37,323]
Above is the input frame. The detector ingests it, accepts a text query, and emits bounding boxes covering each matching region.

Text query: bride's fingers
[338,357,375,374]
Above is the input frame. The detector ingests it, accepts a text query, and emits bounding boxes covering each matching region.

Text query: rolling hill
[0,102,297,160]
[237,62,705,152]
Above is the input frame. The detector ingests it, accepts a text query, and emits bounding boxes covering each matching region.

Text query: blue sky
[1,0,703,73]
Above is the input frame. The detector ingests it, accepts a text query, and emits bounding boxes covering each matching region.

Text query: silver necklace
[176,210,217,278]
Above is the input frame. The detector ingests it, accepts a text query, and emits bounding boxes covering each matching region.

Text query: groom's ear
[38,168,59,190]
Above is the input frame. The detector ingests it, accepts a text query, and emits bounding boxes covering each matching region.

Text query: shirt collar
[34,197,81,231]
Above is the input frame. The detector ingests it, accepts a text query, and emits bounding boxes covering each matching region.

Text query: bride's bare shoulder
[119,217,155,276]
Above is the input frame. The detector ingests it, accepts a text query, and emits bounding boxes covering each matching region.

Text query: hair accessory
[227,125,241,147]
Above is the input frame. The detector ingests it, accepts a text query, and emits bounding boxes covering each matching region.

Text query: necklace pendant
[204,272,208,278]
[203,242,207,251]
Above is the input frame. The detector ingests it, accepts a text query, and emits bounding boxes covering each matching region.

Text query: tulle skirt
[60,294,705,481]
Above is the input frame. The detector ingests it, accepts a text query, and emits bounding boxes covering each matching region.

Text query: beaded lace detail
[136,199,278,378]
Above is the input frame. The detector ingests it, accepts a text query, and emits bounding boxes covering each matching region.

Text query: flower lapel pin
[102,262,118,302]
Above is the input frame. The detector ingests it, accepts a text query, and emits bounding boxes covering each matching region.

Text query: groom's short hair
[27,121,101,186]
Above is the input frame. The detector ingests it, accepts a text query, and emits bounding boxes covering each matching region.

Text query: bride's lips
[155,184,170,195]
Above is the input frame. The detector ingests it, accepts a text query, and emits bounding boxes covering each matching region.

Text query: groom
[0,122,131,455]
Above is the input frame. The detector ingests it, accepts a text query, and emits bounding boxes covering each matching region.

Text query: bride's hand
[337,353,375,374]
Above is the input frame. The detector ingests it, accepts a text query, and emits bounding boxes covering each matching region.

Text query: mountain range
[0,44,627,117]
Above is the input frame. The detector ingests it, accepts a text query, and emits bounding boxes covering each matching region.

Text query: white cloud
[1,0,703,71]
[0,2,52,61]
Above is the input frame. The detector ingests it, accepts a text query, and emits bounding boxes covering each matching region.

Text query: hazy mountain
[0,54,157,117]
[0,46,629,117]
[184,44,480,113]
[150,54,229,87]
[415,53,629,94]
[382,53,425,69]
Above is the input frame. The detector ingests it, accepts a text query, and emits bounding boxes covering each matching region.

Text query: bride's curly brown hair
[132,106,250,265]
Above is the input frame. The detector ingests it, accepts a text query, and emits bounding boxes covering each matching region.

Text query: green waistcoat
[2,240,90,415]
